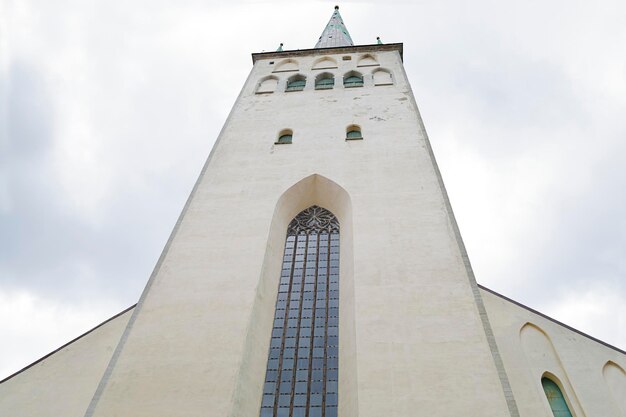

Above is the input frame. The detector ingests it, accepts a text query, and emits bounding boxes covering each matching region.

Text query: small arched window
[315,74,335,90]
[285,75,306,92]
[542,377,573,417]
[275,129,293,144]
[343,72,363,88]
[346,125,362,140]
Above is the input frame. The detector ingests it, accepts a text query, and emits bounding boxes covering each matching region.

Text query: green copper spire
[314,5,354,48]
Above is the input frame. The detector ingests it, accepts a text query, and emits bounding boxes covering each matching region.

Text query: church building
[1,6,625,417]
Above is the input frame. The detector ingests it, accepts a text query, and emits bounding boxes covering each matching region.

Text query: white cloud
[543,285,626,350]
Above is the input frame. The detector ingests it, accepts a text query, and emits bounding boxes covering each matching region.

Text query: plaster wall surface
[0,308,133,417]
[481,288,626,417]
[86,47,512,417]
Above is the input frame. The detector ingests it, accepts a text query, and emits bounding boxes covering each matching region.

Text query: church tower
[81,6,517,417]
[5,6,625,417]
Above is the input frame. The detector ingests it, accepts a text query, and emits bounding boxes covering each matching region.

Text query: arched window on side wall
[542,377,573,417]
[260,206,340,417]
[346,125,362,140]
[276,129,293,144]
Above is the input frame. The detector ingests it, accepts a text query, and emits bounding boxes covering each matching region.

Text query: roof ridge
[0,304,137,384]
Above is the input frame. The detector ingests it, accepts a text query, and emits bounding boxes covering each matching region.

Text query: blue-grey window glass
[343,75,363,87]
[277,134,293,144]
[315,76,334,90]
[542,377,573,417]
[261,205,339,417]
[346,128,362,140]
[286,78,306,92]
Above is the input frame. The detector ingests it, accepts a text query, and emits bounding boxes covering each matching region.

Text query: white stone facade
[1,44,624,417]
[481,287,626,417]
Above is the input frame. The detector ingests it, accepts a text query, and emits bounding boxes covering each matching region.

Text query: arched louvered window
[542,377,573,417]
[286,76,306,92]
[315,75,335,90]
[261,206,340,417]
[343,73,363,88]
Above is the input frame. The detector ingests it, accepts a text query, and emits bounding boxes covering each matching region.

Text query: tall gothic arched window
[261,206,340,417]
[541,377,573,417]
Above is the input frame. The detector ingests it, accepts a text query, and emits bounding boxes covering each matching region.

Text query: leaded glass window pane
[542,377,573,417]
[261,206,340,417]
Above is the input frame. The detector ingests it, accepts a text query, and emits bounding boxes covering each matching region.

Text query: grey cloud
[1,1,625,379]
[5,60,54,158]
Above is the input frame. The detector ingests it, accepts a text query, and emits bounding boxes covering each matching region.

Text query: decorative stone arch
[541,371,569,394]
[256,75,279,94]
[520,323,586,417]
[357,54,379,67]
[230,174,358,417]
[603,361,626,414]
[519,322,559,371]
[273,58,299,73]
[520,321,550,339]
[312,56,338,70]
[603,360,626,377]
[372,68,393,86]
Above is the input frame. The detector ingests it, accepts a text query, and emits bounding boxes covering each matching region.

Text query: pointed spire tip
[315,4,354,48]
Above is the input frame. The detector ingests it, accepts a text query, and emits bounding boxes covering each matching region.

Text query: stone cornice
[251,43,403,64]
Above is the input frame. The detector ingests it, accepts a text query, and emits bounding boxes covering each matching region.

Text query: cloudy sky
[1,0,625,378]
